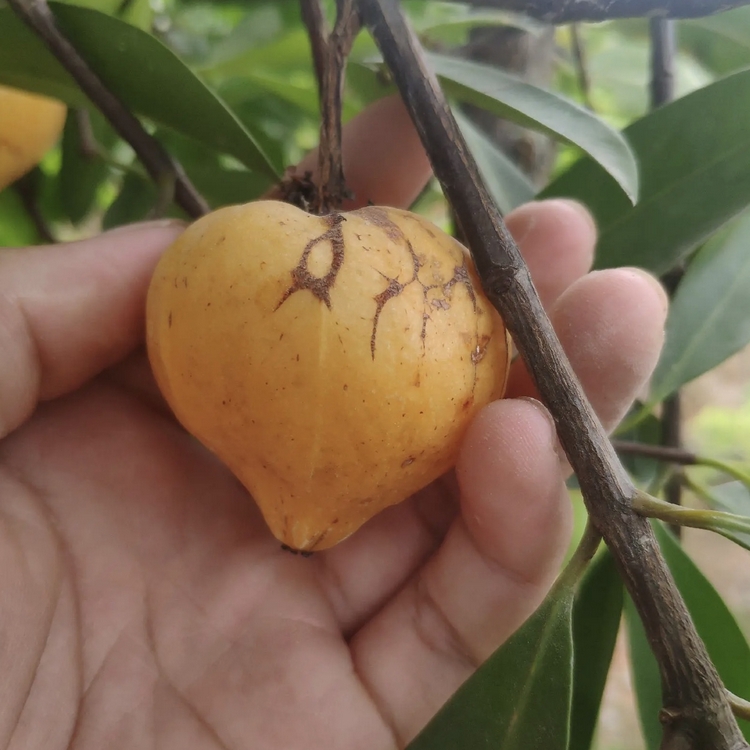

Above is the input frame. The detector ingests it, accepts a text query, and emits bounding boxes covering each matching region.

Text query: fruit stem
[300,0,360,214]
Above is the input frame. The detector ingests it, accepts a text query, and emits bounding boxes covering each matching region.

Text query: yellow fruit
[0,85,66,191]
[146,200,510,551]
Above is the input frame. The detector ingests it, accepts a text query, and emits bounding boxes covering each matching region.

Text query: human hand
[0,96,667,749]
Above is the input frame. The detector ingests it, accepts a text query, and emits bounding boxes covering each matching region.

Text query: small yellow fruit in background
[0,84,66,191]
[146,200,510,551]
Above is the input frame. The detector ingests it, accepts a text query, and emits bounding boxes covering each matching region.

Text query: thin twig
[456,0,750,23]
[570,25,594,110]
[13,171,55,243]
[650,17,676,108]
[358,1,747,747]
[7,0,209,219]
[614,440,698,465]
[300,0,329,88]
[650,16,683,529]
[301,0,361,213]
[74,109,99,160]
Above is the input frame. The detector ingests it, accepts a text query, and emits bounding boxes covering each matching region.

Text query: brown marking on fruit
[401,456,415,468]
[431,298,450,311]
[444,262,477,311]
[357,205,405,242]
[276,213,346,310]
[371,276,405,358]
[168,312,172,328]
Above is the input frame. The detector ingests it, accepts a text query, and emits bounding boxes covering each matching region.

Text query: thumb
[0,220,184,439]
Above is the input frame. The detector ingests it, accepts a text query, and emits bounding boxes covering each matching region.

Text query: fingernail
[543,198,598,235]
[517,396,556,440]
[518,396,567,462]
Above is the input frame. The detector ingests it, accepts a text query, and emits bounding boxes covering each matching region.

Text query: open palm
[0,98,667,750]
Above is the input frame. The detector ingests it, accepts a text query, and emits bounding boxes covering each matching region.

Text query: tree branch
[358,1,748,747]
[7,0,209,219]
[459,0,750,23]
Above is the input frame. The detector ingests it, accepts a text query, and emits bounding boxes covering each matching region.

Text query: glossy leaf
[543,69,750,275]
[626,523,750,747]
[407,583,574,750]
[570,550,623,750]
[427,53,638,203]
[0,3,278,178]
[648,210,750,404]
[455,109,535,214]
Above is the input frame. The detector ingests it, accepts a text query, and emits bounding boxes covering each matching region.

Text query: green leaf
[570,550,623,750]
[689,481,750,552]
[623,596,661,749]
[102,172,165,229]
[454,109,535,214]
[626,523,750,747]
[710,481,750,517]
[407,582,574,750]
[648,210,750,404]
[426,53,638,203]
[102,129,272,229]
[0,3,278,178]
[0,188,41,247]
[544,69,750,275]
[682,7,750,75]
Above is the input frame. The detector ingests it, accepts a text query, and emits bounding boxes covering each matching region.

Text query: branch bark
[459,0,750,23]
[7,0,209,219]
[358,1,748,748]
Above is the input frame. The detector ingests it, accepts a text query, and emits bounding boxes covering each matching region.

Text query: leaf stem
[634,489,750,540]
[728,691,750,722]
[560,520,601,588]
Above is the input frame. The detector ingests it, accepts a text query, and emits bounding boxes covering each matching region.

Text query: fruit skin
[146,200,510,551]
[0,85,67,191]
